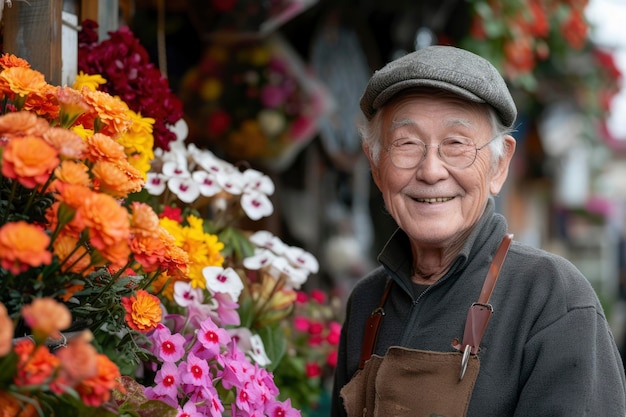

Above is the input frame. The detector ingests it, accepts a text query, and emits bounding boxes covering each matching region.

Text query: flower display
[461,0,591,88]
[77,19,184,152]
[0,48,339,416]
[180,34,332,172]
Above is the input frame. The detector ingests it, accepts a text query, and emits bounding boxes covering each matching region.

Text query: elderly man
[331,45,626,417]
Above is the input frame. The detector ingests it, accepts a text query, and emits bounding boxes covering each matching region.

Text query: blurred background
[6,0,626,365]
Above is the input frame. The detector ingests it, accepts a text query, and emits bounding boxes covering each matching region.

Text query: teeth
[417,197,453,203]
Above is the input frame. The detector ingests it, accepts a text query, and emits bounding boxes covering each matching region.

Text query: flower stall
[0,19,340,416]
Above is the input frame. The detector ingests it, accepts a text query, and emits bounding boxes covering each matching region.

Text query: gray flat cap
[360,45,517,128]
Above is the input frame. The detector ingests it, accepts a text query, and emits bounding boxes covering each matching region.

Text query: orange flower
[85,132,128,163]
[98,238,132,269]
[0,391,39,417]
[121,289,162,332]
[91,159,144,198]
[21,297,72,341]
[0,111,49,136]
[0,303,13,356]
[53,331,99,390]
[52,233,93,275]
[130,201,161,238]
[56,85,90,128]
[13,338,60,387]
[76,191,130,250]
[1,134,59,188]
[0,221,52,275]
[0,66,49,98]
[53,160,91,188]
[80,88,131,137]
[0,52,31,69]
[43,125,87,159]
[75,354,123,407]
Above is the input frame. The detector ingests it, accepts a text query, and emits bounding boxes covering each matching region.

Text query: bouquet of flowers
[180,34,332,172]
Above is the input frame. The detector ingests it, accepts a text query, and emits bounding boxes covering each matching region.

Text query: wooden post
[3,0,65,85]
[81,0,119,41]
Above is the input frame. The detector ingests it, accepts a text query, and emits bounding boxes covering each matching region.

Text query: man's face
[366,93,514,249]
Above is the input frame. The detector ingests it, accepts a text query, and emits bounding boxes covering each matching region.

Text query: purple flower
[152,361,181,400]
[151,323,186,363]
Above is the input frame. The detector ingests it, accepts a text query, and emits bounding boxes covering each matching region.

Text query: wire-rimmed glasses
[386,136,497,169]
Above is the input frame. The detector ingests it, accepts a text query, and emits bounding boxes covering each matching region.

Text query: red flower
[305,362,322,378]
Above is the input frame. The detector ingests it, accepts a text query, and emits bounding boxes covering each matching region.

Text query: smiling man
[331,45,626,417]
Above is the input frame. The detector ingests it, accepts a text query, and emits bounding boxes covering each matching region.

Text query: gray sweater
[331,199,626,416]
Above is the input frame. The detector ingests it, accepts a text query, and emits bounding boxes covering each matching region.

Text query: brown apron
[340,234,513,417]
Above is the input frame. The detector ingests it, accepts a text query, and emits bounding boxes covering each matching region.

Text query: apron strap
[452,233,513,356]
[358,278,393,369]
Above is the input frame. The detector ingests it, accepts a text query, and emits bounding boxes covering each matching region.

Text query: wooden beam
[3,0,64,85]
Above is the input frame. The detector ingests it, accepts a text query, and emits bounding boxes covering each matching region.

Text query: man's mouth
[415,197,454,203]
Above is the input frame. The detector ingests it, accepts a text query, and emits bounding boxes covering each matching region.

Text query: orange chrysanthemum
[76,191,131,250]
[130,202,161,238]
[53,160,91,188]
[1,135,59,188]
[98,238,132,269]
[91,159,144,198]
[0,110,49,136]
[13,338,60,387]
[21,298,72,341]
[0,66,49,98]
[0,52,31,69]
[52,233,93,275]
[44,126,87,159]
[0,221,52,275]
[0,303,13,356]
[75,354,123,407]
[85,132,128,163]
[121,289,162,333]
[80,88,131,137]
[53,332,99,390]
[0,391,39,417]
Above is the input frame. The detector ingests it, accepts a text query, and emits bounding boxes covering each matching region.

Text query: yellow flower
[200,78,223,101]
[73,71,107,91]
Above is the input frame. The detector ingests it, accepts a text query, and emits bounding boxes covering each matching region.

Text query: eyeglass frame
[384,135,500,170]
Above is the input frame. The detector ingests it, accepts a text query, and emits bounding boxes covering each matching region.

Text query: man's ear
[489,135,516,195]
[363,142,382,189]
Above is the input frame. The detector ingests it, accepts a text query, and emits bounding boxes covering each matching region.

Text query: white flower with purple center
[249,230,288,255]
[203,266,244,302]
[173,281,204,308]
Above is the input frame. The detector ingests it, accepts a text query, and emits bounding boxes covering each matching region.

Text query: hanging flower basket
[180,34,333,172]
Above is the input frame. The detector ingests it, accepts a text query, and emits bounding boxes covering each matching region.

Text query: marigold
[85,132,128,163]
[56,85,91,128]
[1,134,59,188]
[121,289,162,333]
[130,202,161,237]
[13,339,60,387]
[0,391,39,417]
[43,125,87,159]
[76,191,130,250]
[0,221,52,275]
[75,354,123,407]
[91,159,144,198]
[0,110,49,136]
[21,297,72,341]
[53,160,91,188]
[0,66,49,99]
[0,52,31,69]
[73,71,107,91]
[80,88,131,137]
[52,233,93,275]
[54,331,99,389]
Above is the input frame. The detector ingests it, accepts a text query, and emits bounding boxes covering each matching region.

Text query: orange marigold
[76,191,130,250]
[53,331,99,390]
[130,201,161,238]
[80,88,131,137]
[21,298,72,341]
[0,66,49,98]
[0,391,39,417]
[121,289,162,333]
[85,132,128,163]
[1,134,59,188]
[0,52,31,69]
[53,160,91,188]
[43,125,87,159]
[0,221,52,275]
[0,111,49,136]
[13,339,60,387]
[52,233,93,275]
[75,354,123,407]
[91,159,144,198]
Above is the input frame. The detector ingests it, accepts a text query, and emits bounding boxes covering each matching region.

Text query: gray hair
[359,89,514,170]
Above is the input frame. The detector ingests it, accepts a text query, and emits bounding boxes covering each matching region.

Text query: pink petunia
[151,323,186,363]
[181,352,210,387]
[196,317,231,358]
